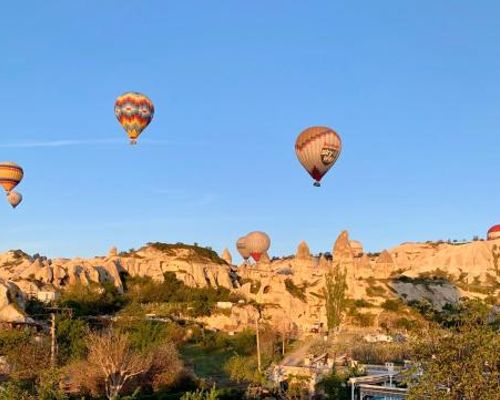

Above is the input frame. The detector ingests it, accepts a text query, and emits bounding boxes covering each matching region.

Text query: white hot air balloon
[245,231,271,262]
[7,191,22,208]
[236,236,251,262]
[295,126,342,187]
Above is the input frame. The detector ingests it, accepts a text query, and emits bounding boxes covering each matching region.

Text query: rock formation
[349,240,363,257]
[221,248,232,265]
[0,234,498,335]
[296,241,312,261]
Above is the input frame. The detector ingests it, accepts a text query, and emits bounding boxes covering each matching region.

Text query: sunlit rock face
[296,241,312,262]
[0,234,498,334]
[221,248,232,265]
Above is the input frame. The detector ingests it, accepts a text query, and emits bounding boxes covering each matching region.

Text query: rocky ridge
[0,234,498,334]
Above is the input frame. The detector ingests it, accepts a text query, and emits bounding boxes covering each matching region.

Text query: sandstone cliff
[0,235,498,334]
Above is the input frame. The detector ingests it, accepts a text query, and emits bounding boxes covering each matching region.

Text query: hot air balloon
[0,162,23,193]
[114,92,154,145]
[487,225,500,240]
[7,191,22,208]
[245,231,271,262]
[236,236,251,262]
[295,126,342,187]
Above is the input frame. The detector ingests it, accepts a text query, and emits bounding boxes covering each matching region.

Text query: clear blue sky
[0,1,498,259]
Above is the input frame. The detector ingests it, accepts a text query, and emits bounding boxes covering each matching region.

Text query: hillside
[0,234,498,336]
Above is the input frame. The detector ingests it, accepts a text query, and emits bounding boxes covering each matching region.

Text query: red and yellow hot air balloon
[0,162,23,193]
[295,126,342,187]
[245,231,271,262]
[114,92,154,145]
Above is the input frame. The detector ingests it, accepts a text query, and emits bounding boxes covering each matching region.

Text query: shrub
[56,317,89,363]
[284,279,306,302]
[381,299,402,312]
[146,242,227,265]
[124,273,240,317]
[58,282,126,316]
[365,285,386,297]
[352,312,376,327]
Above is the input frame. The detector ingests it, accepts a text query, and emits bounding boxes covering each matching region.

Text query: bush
[146,242,227,265]
[351,343,411,364]
[381,299,402,312]
[316,370,350,400]
[125,273,240,317]
[224,355,262,384]
[56,317,89,363]
[58,282,126,316]
[352,312,376,327]
[284,279,306,302]
[365,285,386,297]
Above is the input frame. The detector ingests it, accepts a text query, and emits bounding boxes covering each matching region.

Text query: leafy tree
[323,264,347,331]
[56,316,88,363]
[316,370,350,400]
[407,305,500,400]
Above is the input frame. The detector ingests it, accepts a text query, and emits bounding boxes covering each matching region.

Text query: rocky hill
[0,234,498,335]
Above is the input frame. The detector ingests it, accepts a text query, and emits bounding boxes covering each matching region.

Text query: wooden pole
[50,313,57,367]
[256,313,262,373]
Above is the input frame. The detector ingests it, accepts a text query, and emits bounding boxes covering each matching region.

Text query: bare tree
[86,330,152,399]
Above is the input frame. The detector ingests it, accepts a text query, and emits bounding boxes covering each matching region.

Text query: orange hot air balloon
[295,126,342,187]
[114,92,154,144]
[245,231,271,262]
[0,162,23,193]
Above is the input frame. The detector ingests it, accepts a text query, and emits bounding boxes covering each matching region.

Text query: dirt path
[279,338,318,366]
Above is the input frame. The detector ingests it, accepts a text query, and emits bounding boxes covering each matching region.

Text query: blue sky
[0,1,498,259]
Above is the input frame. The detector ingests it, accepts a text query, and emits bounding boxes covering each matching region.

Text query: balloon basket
[130,139,137,145]
[313,181,321,187]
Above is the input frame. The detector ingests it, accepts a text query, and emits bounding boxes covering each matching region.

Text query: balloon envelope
[114,92,154,144]
[0,162,23,193]
[245,231,271,262]
[7,191,22,208]
[295,126,341,186]
[236,236,251,260]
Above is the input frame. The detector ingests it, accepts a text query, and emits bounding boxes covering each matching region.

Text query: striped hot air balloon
[236,236,251,261]
[114,92,154,145]
[295,126,342,187]
[245,231,271,262]
[0,162,23,193]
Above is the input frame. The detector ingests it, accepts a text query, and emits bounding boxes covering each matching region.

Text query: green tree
[323,264,347,331]
[316,370,350,400]
[56,317,88,363]
[407,306,500,400]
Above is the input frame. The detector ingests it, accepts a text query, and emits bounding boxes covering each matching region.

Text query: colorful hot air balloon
[7,191,22,208]
[236,236,251,261]
[295,126,342,187]
[0,162,23,193]
[245,231,271,262]
[114,92,154,145]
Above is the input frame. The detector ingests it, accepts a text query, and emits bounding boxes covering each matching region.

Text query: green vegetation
[324,265,347,331]
[380,299,403,312]
[407,301,500,399]
[365,284,386,297]
[58,281,125,316]
[284,279,307,302]
[145,242,227,265]
[351,342,411,365]
[124,272,241,317]
[351,312,376,327]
